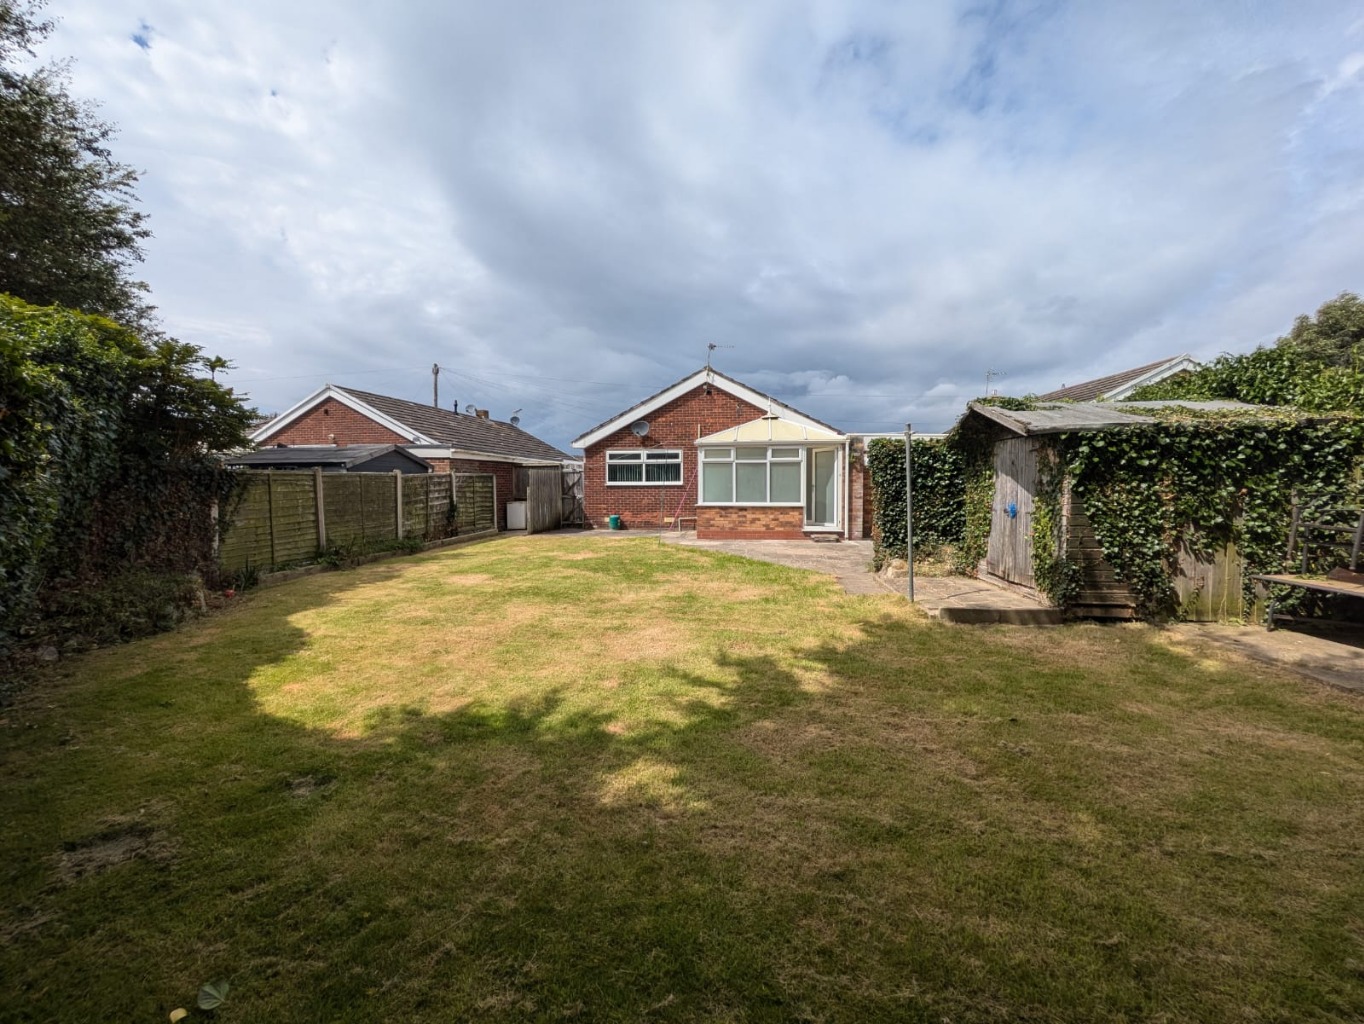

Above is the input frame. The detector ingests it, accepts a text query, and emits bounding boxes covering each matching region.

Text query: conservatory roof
[696,416,845,445]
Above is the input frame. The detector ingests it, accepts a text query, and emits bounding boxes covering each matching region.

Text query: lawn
[3,535,1363,1023]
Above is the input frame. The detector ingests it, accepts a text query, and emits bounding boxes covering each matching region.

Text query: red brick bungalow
[250,385,574,531]
[572,368,870,541]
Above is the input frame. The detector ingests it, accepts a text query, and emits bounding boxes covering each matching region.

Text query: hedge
[867,437,966,564]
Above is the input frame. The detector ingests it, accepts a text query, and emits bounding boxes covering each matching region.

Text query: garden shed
[958,399,1267,620]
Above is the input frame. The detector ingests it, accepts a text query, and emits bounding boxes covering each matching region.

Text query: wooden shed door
[986,438,1037,586]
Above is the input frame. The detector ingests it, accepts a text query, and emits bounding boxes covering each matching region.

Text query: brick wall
[696,505,806,540]
[848,451,867,541]
[583,386,767,529]
[258,398,412,447]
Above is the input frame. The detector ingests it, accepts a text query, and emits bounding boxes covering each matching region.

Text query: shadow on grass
[4,547,1364,1024]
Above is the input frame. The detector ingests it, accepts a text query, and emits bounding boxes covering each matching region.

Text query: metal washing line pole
[904,422,915,603]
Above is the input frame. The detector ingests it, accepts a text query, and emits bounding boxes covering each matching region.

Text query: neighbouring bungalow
[572,368,872,540]
[1038,353,1199,402]
[250,384,575,531]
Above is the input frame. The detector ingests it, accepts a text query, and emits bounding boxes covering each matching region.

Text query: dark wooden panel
[526,467,563,534]
[986,437,1036,586]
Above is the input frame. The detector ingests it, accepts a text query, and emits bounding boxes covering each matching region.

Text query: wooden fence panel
[219,475,273,572]
[270,472,320,565]
[402,474,428,538]
[221,470,482,575]
[454,473,496,535]
[429,474,453,536]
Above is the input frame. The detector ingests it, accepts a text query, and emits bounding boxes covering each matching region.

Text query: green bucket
[607,514,622,530]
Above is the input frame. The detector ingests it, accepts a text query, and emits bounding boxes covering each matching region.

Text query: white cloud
[47,0,1364,442]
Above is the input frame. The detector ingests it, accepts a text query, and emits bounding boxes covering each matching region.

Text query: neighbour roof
[966,399,1261,436]
[224,444,430,469]
[571,367,842,450]
[249,384,574,464]
[1037,354,1198,402]
[336,387,575,463]
[696,415,845,444]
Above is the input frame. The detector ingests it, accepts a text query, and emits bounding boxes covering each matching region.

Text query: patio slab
[904,574,1062,625]
[1171,623,1364,695]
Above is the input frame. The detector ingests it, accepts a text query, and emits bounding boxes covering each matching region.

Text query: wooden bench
[1253,504,1364,630]
[1253,570,1364,630]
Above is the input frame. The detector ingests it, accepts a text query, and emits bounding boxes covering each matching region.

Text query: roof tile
[336,387,574,463]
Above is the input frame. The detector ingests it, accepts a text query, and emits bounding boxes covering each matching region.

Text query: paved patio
[660,534,889,595]
[657,532,1057,620]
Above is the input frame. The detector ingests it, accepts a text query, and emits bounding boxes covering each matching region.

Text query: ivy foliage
[1130,344,1364,411]
[0,295,253,658]
[1058,408,1364,617]
[1030,446,1081,606]
[1131,294,1364,412]
[867,437,967,563]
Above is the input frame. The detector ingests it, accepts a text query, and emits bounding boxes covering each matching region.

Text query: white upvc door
[805,448,839,529]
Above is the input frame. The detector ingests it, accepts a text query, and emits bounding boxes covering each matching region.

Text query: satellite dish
[464,403,476,414]
[510,415,521,427]
[630,420,650,437]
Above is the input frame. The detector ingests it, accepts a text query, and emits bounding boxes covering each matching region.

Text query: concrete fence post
[266,470,277,569]
[314,467,327,551]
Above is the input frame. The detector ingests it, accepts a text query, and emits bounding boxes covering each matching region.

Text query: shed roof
[966,399,1262,436]
[696,415,845,445]
[224,444,430,470]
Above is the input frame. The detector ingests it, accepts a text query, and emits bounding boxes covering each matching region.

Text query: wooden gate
[562,467,584,526]
[526,466,564,534]
[986,437,1037,586]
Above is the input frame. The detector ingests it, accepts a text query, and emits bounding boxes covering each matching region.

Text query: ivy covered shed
[953,399,1356,621]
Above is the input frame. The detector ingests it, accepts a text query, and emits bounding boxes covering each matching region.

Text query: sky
[45,1,1364,449]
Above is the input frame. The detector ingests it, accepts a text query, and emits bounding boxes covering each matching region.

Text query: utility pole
[904,422,915,602]
[432,363,440,408]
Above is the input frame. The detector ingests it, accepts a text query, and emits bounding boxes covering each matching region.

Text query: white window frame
[698,446,805,507]
[605,449,683,486]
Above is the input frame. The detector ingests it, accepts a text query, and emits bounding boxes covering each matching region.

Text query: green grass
[3,535,1364,1022]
